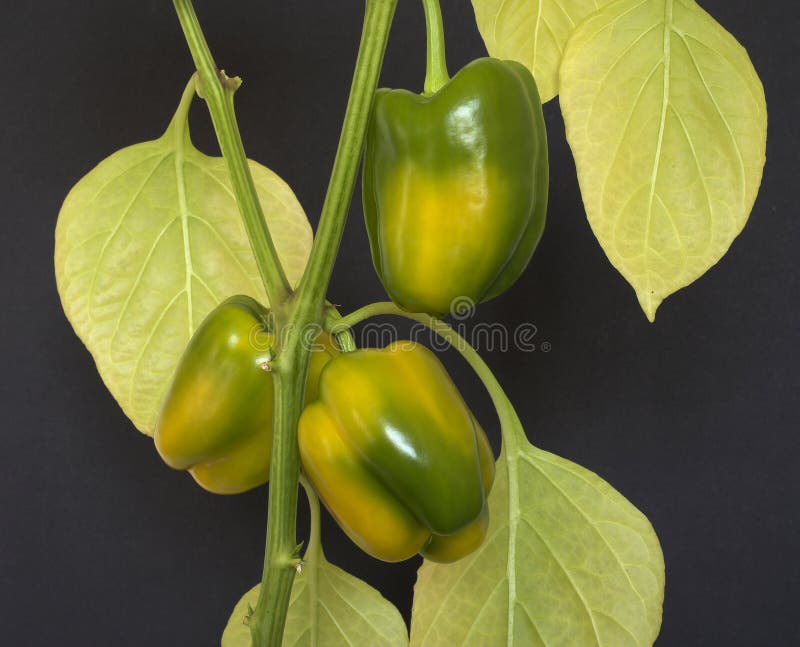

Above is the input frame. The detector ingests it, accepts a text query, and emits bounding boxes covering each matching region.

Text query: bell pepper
[298,342,495,563]
[362,57,549,316]
[154,295,337,495]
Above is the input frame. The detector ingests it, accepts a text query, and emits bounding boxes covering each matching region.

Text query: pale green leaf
[471,0,615,102]
[55,111,312,434]
[222,556,408,647]
[410,432,664,646]
[560,0,767,320]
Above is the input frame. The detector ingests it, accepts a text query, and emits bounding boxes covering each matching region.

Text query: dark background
[1,1,797,645]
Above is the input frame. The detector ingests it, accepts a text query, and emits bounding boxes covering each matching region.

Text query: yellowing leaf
[222,559,408,647]
[559,0,767,320]
[410,415,664,646]
[471,0,615,102]
[55,92,312,434]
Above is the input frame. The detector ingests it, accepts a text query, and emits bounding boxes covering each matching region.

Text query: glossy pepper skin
[299,342,495,563]
[154,295,337,495]
[363,57,548,316]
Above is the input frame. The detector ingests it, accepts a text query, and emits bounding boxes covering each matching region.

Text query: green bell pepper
[154,295,337,495]
[362,56,549,316]
[299,341,494,563]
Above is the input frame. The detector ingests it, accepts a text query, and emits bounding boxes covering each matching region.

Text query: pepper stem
[323,305,357,352]
[422,0,450,95]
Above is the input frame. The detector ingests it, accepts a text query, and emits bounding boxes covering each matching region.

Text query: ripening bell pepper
[299,342,495,563]
[363,57,549,316]
[154,295,337,495]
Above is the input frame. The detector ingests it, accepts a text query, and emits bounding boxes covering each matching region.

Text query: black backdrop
[1,1,797,645]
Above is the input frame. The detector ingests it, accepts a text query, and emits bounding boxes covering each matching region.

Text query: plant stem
[250,2,397,645]
[323,306,357,352]
[173,0,396,642]
[249,355,305,645]
[295,0,397,310]
[422,0,449,95]
[335,301,523,449]
[173,0,291,308]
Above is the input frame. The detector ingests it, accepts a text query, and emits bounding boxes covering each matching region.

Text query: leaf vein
[673,29,747,208]
[128,289,186,405]
[323,570,376,628]
[516,602,547,647]
[520,516,602,646]
[317,598,356,647]
[86,153,172,326]
[667,103,713,260]
[597,58,663,213]
[108,217,179,348]
[187,213,262,298]
[461,576,508,644]
[417,525,508,645]
[520,452,650,613]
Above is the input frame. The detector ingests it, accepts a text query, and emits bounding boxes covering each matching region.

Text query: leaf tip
[637,290,660,323]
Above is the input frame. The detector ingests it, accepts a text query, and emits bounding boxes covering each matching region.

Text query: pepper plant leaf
[222,556,408,647]
[410,408,664,646]
[55,90,312,434]
[559,0,767,320]
[471,0,616,102]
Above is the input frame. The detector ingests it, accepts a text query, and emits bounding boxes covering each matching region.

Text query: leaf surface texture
[55,122,311,433]
[410,437,664,646]
[559,0,767,319]
[472,0,615,101]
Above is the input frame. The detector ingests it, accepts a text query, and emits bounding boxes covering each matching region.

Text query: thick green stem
[335,302,523,449]
[250,2,397,645]
[422,0,449,95]
[173,0,291,307]
[250,353,306,646]
[295,0,397,311]
[172,1,397,643]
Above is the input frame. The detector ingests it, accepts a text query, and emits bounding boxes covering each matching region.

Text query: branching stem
[173,1,397,643]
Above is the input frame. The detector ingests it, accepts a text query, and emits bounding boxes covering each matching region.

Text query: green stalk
[173,0,397,643]
[422,0,449,95]
[323,306,357,352]
[294,0,398,310]
[250,1,397,645]
[173,0,291,308]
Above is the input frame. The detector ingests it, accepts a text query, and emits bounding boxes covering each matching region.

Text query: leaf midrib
[174,121,194,338]
[641,0,674,313]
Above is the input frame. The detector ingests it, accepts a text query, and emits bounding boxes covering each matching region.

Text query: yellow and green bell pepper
[299,341,494,562]
[154,295,337,495]
[362,57,549,316]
